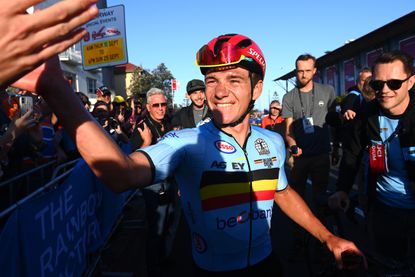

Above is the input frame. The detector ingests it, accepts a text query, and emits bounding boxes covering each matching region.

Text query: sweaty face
[205,67,262,126]
[188,90,206,109]
[374,60,414,116]
[296,59,316,88]
[146,94,167,122]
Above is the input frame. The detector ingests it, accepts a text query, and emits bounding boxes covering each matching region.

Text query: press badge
[369,143,388,174]
[302,117,315,134]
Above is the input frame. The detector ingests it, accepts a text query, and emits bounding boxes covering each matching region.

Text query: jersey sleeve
[139,130,188,183]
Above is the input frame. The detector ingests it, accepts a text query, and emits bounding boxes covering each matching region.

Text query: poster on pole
[81,5,128,70]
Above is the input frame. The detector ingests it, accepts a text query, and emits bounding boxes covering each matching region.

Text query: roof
[273,11,415,82]
[114,63,139,74]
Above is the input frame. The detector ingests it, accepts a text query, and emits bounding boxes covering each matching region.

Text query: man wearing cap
[95,85,112,105]
[261,100,285,137]
[171,79,211,129]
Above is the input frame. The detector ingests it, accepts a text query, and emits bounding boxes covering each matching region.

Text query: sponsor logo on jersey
[215,140,236,154]
[210,161,246,170]
[216,208,273,230]
[254,138,270,155]
[192,232,207,253]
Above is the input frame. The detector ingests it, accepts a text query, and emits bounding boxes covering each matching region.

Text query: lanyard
[298,86,314,117]
[384,120,401,145]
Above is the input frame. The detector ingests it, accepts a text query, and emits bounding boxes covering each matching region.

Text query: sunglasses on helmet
[196,42,246,68]
[370,76,411,91]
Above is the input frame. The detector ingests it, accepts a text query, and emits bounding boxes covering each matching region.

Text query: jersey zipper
[244,147,254,268]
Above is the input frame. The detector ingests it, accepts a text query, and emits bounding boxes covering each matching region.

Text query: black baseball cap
[186,79,205,94]
[96,86,112,96]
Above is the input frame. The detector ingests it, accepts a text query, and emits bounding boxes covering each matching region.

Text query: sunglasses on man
[370,76,411,91]
[151,102,167,109]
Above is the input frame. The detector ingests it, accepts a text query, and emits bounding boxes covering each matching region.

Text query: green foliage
[129,63,174,104]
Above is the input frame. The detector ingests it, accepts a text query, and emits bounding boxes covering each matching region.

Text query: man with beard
[282,54,336,226]
[171,79,211,129]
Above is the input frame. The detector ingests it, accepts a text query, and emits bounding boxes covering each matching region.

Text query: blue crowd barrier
[0,159,132,277]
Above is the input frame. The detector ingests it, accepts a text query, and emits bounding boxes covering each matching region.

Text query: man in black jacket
[171,79,211,129]
[329,50,415,263]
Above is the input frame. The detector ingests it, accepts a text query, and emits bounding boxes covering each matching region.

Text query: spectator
[261,100,285,137]
[341,67,372,120]
[0,108,38,179]
[329,50,415,263]
[171,79,211,129]
[130,88,178,276]
[282,53,337,222]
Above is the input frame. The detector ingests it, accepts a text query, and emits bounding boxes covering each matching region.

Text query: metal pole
[96,0,115,91]
[171,79,175,110]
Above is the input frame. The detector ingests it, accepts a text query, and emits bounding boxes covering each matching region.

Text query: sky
[106,0,414,110]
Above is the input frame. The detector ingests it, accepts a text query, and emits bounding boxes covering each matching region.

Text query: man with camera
[129,87,177,276]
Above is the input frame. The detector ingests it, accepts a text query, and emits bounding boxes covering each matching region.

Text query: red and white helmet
[196,34,266,79]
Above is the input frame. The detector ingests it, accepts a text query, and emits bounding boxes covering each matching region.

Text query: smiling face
[374,60,414,116]
[204,67,262,126]
[188,90,206,109]
[146,93,167,123]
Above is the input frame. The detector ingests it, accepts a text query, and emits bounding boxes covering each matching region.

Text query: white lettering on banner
[34,184,103,277]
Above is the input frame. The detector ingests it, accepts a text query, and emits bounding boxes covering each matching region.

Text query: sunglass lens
[387,80,402,90]
[370,80,381,91]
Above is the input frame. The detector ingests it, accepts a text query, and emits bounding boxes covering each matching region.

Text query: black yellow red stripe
[200,169,279,211]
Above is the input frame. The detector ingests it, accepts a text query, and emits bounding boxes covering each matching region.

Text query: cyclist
[14,34,364,276]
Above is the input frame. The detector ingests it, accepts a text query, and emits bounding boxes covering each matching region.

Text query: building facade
[275,11,415,96]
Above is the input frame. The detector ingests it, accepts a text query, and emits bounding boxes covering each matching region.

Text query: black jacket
[130,115,171,151]
[171,104,211,129]
[337,91,415,200]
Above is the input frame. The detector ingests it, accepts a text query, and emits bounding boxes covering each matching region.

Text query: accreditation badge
[302,117,315,134]
[369,143,388,174]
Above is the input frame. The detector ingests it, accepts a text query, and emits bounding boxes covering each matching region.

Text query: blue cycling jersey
[140,121,288,271]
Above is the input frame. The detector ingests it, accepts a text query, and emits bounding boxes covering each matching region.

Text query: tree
[129,67,153,98]
[152,63,174,105]
[129,63,174,105]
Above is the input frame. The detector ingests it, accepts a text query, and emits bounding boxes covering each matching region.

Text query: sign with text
[0,160,130,277]
[81,5,128,70]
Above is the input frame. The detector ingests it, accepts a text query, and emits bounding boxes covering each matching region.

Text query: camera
[290,145,298,155]
[109,117,119,130]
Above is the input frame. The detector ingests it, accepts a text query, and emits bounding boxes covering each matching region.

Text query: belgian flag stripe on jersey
[200,168,279,211]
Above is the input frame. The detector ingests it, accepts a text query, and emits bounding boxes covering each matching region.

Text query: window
[87,78,97,94]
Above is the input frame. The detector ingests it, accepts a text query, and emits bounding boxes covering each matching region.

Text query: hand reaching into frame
[0,0,99,88]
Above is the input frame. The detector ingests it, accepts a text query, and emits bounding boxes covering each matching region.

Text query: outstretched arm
[274,186,365,269]
[0,0,99,87]
[13,57,153,192]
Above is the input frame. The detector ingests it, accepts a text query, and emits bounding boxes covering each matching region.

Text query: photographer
[92,101,128,145]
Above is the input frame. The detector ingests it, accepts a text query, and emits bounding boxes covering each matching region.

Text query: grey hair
[146,88,166,103]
